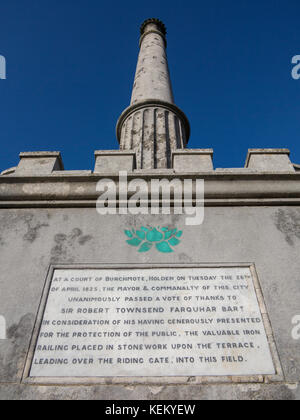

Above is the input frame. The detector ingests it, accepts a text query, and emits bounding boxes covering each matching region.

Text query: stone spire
[116,18,190,169]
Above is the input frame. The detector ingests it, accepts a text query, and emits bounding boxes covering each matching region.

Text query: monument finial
[140,18,167,36]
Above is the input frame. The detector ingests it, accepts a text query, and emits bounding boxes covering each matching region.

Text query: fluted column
[116,18,190,170]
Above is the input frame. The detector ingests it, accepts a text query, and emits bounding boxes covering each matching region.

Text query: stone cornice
[139,30,167,48]
[1,172,300,207]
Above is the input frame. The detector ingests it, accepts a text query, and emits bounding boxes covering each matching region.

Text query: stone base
[0,383,298,400]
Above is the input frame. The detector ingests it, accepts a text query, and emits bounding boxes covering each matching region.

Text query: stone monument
[0,18,299,400]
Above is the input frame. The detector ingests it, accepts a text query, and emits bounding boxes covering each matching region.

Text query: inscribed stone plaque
[29,266,276,378]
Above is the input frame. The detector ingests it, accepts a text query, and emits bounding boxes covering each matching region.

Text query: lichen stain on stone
[75,186,85,194]
[22,215,49,243]
[157,134,167,143]
[178,253,192,263]
[72,228,93,245]
[50,228,93,263]
[246,384,295,400]
[274,209,300,246]
[0,313,35,382]
[149,385,164,395]
[22,183,70,196]
[51,233,69,262]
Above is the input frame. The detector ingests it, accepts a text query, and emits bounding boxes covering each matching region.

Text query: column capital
[140,18,166,36]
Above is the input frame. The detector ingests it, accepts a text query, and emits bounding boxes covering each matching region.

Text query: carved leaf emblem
[124,227,183,253]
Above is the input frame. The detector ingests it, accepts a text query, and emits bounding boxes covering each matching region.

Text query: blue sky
[0,0,299,172]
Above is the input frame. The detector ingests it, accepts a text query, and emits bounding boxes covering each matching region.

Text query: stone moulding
[139,29,167,48]
[0,173,300,208]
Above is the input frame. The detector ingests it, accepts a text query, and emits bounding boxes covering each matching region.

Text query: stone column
[130,19,174,105]
[116,19,190,170]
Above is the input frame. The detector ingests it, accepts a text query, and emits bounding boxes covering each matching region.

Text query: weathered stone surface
[15,152,64,175]
[119,107,188,169]
[0,383,299,400]
[94,151,136,173]
[131,19,173,105]
[172,150,214,172]
[0,167,17,176]
[246,149,295,172]
[0,208,299,398]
